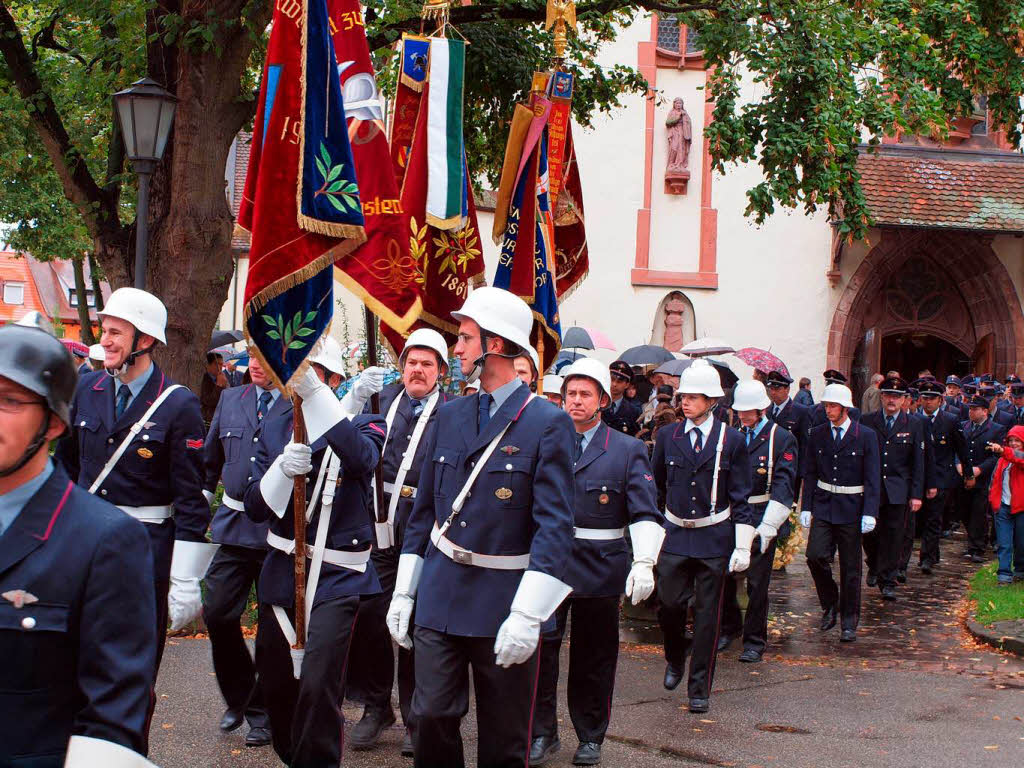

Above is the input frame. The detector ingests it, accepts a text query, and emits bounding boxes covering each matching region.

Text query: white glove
[861,515,876,534]
[800,510,812,528]
[386,554,423,650]
[294,369,350,444]
[202,489,215,505]
[280,442,313,477]
[625,520,665,604]
[353,366,387,404]
[65,736,158,768]
[168,576,202,631]
[494,570,571,668]
[728,523,756,573]
[167,540,219,631]
[291,366,325,400]
[754,499,791,549]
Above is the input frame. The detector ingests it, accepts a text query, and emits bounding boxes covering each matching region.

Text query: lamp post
[113,77,177,290]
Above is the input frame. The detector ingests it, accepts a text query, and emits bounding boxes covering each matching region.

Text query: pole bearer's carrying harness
[429,394,538,570]
[747,423,777,505]
[88,384,184,523]
[664,419,732,529]
[373,389,440,549]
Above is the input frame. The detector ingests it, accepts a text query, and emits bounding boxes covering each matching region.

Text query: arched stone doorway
[828,229,1024,401]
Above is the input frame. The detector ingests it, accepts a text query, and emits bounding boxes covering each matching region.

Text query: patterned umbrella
[60,339,89,358]
[735,347,790,379]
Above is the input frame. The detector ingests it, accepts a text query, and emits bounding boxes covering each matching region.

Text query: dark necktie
[833,426,842,447]
[478,393,493,433]
[744,426,752,446]
[410,398,424,418]
[257,391,273,422]
[772,405,780,421]
[115,384,131,419]
[692,429,703,453]
[574,433,584,462]
[886,415,895,432]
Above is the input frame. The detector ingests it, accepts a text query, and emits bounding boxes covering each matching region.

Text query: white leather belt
[221,493,245,511]
[266,530,371,571]
[664,507,731,529]
[430,523,530,570]
[817,480,865,495]
[382,481,417,500]
[574,527,625,541]
[118,504,172,524]
[747,493,771,504]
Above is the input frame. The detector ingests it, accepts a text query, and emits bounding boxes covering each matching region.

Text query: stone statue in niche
[665,97,692,195]
[662,291,689,352]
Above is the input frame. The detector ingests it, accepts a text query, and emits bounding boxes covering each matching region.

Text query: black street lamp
[113,77,177,290]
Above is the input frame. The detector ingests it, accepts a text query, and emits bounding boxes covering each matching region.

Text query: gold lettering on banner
[280,115,302,145]
[277,0,302,21]
[362,197,404,217]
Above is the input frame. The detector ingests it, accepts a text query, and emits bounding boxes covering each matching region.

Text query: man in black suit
[961,393,1007,562]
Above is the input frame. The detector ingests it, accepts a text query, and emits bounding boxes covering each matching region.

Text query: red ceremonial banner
[553,123,589,300]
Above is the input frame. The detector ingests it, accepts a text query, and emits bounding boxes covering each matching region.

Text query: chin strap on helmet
[104,329,153,378]
[0,411,52,478]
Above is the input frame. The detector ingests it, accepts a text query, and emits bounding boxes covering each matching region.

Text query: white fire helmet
[561,358,612,406]
[98,288,167,344]
[821,383,854,409]
[400,328,449,372]
[731,380,771,411]
[451,287,533,358]
[676,358,724,398]
[308,336,346,376]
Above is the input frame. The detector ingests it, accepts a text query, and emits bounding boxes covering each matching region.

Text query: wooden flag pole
[364,306,387,523]
[290,392,308,650]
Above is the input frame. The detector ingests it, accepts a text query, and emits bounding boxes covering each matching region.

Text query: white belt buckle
[452,549,473,566]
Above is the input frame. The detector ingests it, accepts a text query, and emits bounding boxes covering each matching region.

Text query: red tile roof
[857,150,1024,233]
[232,132,252,252]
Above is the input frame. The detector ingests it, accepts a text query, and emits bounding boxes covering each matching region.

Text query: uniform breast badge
[598,493,609,505]
[757,467,768,475]
[137,447,154,459]
[495,487,513,500]
[500,446,520,455]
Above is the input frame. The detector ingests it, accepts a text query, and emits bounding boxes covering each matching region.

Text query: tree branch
[0,1,121,243]
[366,0,718,50]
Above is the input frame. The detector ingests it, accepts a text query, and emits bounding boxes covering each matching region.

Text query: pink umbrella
[735,347,790,379]
[562,326,616,351]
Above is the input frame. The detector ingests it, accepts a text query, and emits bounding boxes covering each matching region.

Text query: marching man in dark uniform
[764,369,810,502]
[944,375,968,421]
[801,383,880,642]
[719,381,798,663]
[653,359,754,713]
[1009,382,1024,426]
[201,353,287,747]
[913,378,970,573]
[529,359,664,766]
[810,370,861,426]
[603,360,642,437]
[55,288,215,677]
[860,376,925,599]
[387,287,576,768]
[344,328,452,755]
[242,356,385,767]
[0,320,157,767]
[961,391,1007,562]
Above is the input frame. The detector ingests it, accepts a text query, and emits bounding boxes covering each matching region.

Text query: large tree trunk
[71,257,95,345]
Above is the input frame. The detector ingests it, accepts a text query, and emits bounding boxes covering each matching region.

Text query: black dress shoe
[920,562,933,575]
[819,605,837,631]
[401,730,413,757]
[663,663,683,690]
[840,629,856,642]
[350,706,396,751]
[866,570,878,587]
[688,697,710,713]
[881,585,897,601]
[716,634,735,652]
[220,708,244,733]
[970,554,985,563]
[573,742,602,765]
[245,726,271,747]
[529,735,560,766]
[896,568,907,584]
[738,648,763,663]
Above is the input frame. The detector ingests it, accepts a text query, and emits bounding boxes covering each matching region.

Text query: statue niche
[664,97,692,195]
[650,291,695,352]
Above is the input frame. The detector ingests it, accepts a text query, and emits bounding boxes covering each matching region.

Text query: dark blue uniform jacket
[567,423,661,597]
[602,397,642,437]
[860,411,926,506]
[0,465,156,765]
[802,420,880,525]
[961,417,1007,486]
[402,382,576,637]
[746,423,798,526]
[921,410,970,491]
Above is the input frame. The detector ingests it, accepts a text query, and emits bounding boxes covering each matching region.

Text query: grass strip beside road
[970,562,1024,624]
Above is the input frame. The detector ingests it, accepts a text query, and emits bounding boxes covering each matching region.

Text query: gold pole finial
[545,0,577,61]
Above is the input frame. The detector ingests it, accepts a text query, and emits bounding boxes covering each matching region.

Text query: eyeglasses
[0,395,46,414]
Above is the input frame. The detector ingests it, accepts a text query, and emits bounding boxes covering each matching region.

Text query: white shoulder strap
[440,393,538,536]
[88,384,185,495]
[709,419,727,511]
[371,393,406,523]
[766,423,776,493]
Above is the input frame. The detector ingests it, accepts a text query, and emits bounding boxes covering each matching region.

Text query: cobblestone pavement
[151,531,1024,767]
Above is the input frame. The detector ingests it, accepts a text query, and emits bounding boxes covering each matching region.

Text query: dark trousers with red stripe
[656,552,729,700]
[411,626,541,768]
[533,596,621,744]
[255,596,359,768]
[721,536,779,655]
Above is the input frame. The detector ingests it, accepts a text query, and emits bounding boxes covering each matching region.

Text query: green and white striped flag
[426,37,467,231]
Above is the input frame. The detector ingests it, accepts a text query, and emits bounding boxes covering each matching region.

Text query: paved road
[151,534,1024,767]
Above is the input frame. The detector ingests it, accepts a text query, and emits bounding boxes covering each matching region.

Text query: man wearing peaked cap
[1009,382,1024,427]
[764,369,811,502]
[811,370,861,427]
[603,360,642,437]
[530,359,664,766]
[0,322,157,765]
[984,385,1016,428]
[800,383,880,642]
[913,378,970,574]
[860,377,925,599]
[961,390,1008,563]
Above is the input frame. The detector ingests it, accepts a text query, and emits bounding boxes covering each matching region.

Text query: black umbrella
[619,344,674,366]
[653,358,692,377]
[209,329,244,351]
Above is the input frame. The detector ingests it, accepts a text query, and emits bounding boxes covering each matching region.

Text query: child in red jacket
[986,425,1024,585]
